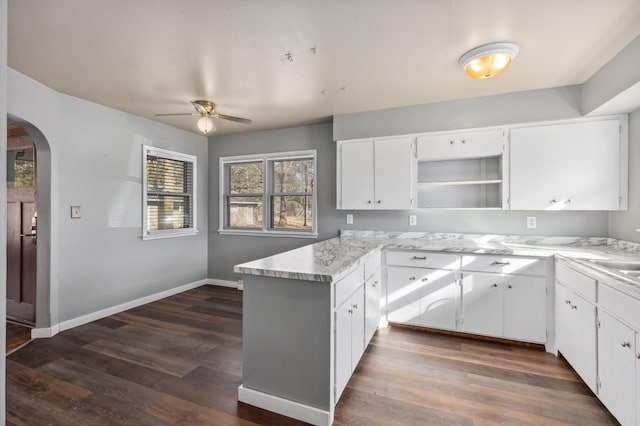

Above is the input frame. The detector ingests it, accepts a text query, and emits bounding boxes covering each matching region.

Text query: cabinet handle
[492,283,498,288]
[564,299,572,305]
[421,277,429,282]
[566,198,573,203]
[507,284,513,289]
[377,200,381,204]
[461,139,466,144]
[412,256,427,260]
[367,200,372,204]
[571,304,578,310]
[621,341,631,348]
[353,304,358,309]
[449,140,454,145]
[348,309,353,314]
[550,199,558,203]
[409,276,417,281]
[491,261,511,266]
[372,281,378,287]
[636,352,640,359]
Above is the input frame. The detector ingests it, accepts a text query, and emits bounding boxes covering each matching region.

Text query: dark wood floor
[6,322,32,353]
[6,286,617,425]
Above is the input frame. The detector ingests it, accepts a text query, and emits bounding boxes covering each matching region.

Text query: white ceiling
[8,0,640,136]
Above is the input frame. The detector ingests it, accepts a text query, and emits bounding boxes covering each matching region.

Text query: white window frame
[219,150,318,238]
[142,145,197,240]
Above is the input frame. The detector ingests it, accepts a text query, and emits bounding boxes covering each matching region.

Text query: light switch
[409,215,417,226]
[71,206,82,219]
[527,216,536,229]
[346,214,353,225]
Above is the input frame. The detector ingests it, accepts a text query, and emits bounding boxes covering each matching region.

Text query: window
[220,150,317,237]
[143,145,197,240]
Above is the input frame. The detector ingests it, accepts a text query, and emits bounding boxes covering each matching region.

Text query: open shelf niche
[417,156,503,209]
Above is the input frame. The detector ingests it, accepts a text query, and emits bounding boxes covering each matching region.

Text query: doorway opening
[6,120,36,329]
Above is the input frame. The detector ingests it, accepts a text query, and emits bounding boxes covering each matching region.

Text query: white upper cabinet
[417,129,505,161]
[338,136,415,210]
[509,117,627,211]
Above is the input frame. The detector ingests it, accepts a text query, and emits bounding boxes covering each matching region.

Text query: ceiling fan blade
[154,113,198,117]
[212,113,253,124]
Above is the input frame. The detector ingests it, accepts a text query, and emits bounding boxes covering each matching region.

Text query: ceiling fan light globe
[197,116,215,134]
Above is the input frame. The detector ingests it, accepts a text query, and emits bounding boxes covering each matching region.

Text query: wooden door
[7,133,37,324]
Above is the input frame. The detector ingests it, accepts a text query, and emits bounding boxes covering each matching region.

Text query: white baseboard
[31,324,60,338]
[206,278,241,289]
[238,385,332,426]
[32,279,207,338]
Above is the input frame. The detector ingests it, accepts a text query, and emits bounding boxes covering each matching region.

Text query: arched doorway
[6,116,53,337]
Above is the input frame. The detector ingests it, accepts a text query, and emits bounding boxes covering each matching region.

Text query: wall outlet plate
[409,215,417,226]
[527,216,536,229]
[346,214,353,225]
[71,206,82,219]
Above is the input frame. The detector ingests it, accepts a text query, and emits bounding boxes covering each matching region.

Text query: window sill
[142,230,198,241]
[218,229,318,239]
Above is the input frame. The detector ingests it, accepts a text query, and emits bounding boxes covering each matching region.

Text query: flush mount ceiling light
[459,42,519,79]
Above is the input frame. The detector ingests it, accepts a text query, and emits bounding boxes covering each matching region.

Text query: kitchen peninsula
[235,231,640,426]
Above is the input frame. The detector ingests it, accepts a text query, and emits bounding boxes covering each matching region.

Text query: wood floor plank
[7,285,618,425]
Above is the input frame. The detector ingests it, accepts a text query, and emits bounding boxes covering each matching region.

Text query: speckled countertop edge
[234,230,640,299]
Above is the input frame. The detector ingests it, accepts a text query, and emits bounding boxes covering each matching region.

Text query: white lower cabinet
[597,311,636,426]
[386,265,458,330]
[365,270,381,344]
[555,282,597,393]
[335,284,365,400]
[636,333,640,426]
[460,273,503,336]
[461,272,546,342]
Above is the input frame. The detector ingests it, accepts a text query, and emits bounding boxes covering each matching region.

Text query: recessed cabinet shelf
[417,156,504,209]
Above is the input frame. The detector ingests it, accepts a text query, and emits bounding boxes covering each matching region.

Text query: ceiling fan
[154,100,252,135]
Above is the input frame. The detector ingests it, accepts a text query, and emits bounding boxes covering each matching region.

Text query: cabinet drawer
[599,284,640,331]
[555,262,596,302]
[461,255,546,276]
[364,251,381,279]
[335,265,364,308]
[385,250,459,269]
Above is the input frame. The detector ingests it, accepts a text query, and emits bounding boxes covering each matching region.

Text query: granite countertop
[234,230,640,299]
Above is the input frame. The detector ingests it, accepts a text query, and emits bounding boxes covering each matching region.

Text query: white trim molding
[238,385,332,426]
[207,278,241,289]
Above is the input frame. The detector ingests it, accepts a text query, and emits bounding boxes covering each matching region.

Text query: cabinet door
[419,269,458,330]
[340,140,374,209]
[458,129,504,159]
[386,266,422,325]
[503,276,546,343]
[461,273,503,337]
[335,298,353,400]
[351,286,366,372]
[510,119,620,210]
[597,312,636,426]
[555,284,597,393]
[374,137,415,209]
[416,133,458,160]
[365,270,381,345]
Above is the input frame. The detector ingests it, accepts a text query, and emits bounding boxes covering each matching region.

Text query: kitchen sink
[589,259,640,272]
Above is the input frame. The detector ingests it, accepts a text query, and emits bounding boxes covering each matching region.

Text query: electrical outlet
[409,215,417,226]
[527,216,537,229]
[346,214,353,225]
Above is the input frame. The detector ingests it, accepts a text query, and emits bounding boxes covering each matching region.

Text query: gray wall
[1,0,8,417]
[609,109,640,242]
[582,36,640,115]
[208,124,344,281]
[209,87,612,281]
[8,69,209,324]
